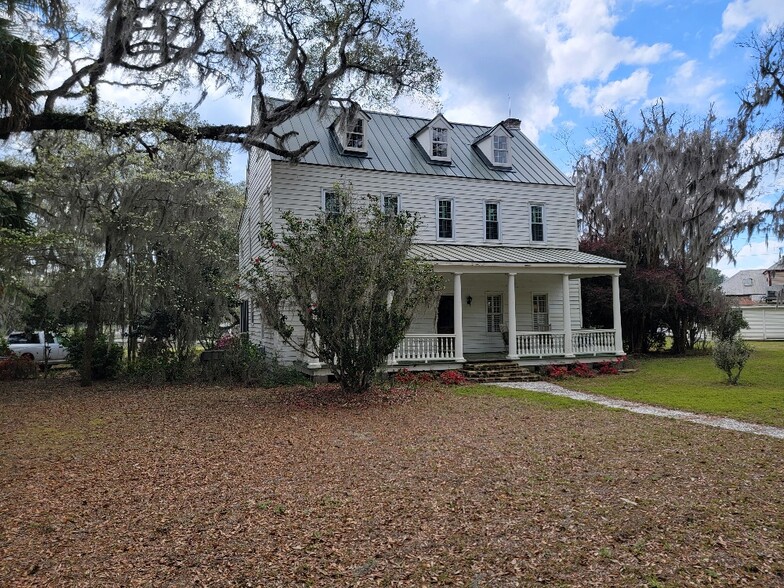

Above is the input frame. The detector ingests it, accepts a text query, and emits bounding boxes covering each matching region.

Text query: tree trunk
[80,288,104,386]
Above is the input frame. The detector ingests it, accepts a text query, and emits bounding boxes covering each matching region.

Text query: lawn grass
[570,341,784,427]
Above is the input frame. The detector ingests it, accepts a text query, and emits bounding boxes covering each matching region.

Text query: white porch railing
[391,334,456,363]
[572,329,616,355]
[517,332,566,357]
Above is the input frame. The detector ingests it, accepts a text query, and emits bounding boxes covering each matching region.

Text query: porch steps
[461,361,540,384]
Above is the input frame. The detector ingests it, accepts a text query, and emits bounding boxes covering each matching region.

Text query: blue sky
[89,0,784,275]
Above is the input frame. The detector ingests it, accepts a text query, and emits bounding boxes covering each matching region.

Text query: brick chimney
[502,118,521,131]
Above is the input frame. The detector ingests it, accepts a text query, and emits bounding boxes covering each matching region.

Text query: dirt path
[493,381,784,439]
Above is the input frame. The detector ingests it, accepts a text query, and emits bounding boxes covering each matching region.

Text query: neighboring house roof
[721,269,768,296]
[764,257,784,274]
[410,244,623,267]
[263,100,573,186]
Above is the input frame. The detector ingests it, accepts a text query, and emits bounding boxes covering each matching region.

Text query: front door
[436,295,454,334]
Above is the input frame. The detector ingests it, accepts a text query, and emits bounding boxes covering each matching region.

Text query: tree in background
[247,185,441,393]
[0,0,440,160]
[20,114,242,384]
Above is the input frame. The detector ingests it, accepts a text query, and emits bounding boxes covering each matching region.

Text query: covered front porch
[388,244,625,368]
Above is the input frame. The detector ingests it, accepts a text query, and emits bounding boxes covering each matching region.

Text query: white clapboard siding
[269,162,578,250]
[740,306,784,340]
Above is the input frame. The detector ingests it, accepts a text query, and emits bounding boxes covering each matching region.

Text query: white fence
[740,306,784,340]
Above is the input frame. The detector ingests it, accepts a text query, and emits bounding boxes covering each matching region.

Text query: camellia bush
[247,184,441,394]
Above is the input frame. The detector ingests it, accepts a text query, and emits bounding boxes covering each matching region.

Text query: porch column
[612,273,624,355]
[507,273,518,359]
[307,332,323,368]
[453,272,465,363]
[387,290,398,365]
[562,273,575,357]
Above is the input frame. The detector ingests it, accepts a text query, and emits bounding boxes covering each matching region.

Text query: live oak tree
[247,185,441,394]
[27,121,242,384]
[0,0,440,158]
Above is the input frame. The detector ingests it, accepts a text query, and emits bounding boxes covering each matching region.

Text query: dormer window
[493,135,508,165]
[346,118,365,151]
[432,127,449,158]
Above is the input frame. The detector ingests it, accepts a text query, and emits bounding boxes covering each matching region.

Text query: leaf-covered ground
[1,380,783,587]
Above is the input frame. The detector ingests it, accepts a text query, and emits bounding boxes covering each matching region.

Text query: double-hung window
[486,294,503,333]
[323,190,340,217]
[531,204,544,242]
[346,119,364,150]
[432,127,449,158]
[493,135,508,165]
[532,294,549,331]
[485,202,500,240]
[437,199,454,239]
[383,193,400,216]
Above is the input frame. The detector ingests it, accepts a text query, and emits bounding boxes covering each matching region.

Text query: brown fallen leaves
[1,379,783,587]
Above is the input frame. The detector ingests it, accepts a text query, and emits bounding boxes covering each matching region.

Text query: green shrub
[63,330,123,380]
[126,353,201,385]
[0,336,10,357]
[713,337,752,385]
[712,307,749,342]
[206,336,305,387]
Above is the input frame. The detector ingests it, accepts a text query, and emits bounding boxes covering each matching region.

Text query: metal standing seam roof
[266,101,573,187]
[721,269,769,296]
[410,244,624,266]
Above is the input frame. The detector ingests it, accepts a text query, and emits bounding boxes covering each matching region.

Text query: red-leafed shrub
[597,361,619,375]
[545,364,569,380]
[393,368,417,385]
[0,356,38,381]
[439,370,466,386]
[570,362,595,378]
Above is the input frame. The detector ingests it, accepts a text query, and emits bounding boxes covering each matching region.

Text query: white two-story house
[239,98,625,373]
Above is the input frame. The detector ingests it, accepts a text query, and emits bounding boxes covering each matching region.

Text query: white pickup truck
[7,331,69,365]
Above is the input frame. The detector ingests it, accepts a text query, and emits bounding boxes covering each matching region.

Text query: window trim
[345,117,366,152]
[486,292,504,334]
[530,203,546,244]
[322,188,341,216]
[431,126,450,160]
[484,200,501,242]
[382,192,402,216]
[532,293,550,332]
[492,134,509,166]
[436,197,455,240]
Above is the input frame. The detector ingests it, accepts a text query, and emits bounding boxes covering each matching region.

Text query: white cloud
[567,69,651,115]
[712,238,784,274]
[660,60,726,111]
[711,0,784,54]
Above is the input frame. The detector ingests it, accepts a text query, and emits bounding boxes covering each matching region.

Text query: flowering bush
[597,360,619,375]
[439,370,466,386]
[545,364,569,380]
[570,362,595,378]
[393,368,436,387]
[214,333,235,350]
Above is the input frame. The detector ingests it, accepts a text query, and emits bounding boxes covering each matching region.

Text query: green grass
[456,384,586,409]
[570,341,784,427]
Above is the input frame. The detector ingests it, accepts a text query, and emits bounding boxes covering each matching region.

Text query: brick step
[462,370,532,378]
[465,375,541,383]
[462,367,532,376]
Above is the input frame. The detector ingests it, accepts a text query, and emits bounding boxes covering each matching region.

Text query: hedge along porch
[388,245,625,368]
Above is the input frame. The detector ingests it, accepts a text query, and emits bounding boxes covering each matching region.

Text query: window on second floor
[437,199,454,239]
[383,193,400,216]
[531,204,544,242]
[742,277,754,287]
[485,202,500,240]
[493,135,508,165]
[346,118,365,151]
[432,127,449,158]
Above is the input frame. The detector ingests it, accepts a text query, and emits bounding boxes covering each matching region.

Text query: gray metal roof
[721,269,769,296]
[410,244,623,266]
[765,257,784,273]
[266,101,573,186]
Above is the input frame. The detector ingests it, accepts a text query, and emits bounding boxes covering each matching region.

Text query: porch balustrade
[391,334,456,363]
[516,332,566,357]
[571,329,616,355]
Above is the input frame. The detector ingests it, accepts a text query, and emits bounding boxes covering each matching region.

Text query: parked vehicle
[7,331,69,366]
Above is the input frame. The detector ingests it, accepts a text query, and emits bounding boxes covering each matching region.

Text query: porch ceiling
[411,244,624,272]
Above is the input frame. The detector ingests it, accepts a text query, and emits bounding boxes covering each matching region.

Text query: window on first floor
[323,190,340,217]
[532,294,549,331]
[531,204,544,242]
[383,193,400,216]
[438,198,454,239]
[486,293,503,333]
[240,300,249,334]
[485,202,499,240]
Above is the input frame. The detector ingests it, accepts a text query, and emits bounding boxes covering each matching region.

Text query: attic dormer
[472,119,518,170]
[332,109,371,156]
[411,114,453,165]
